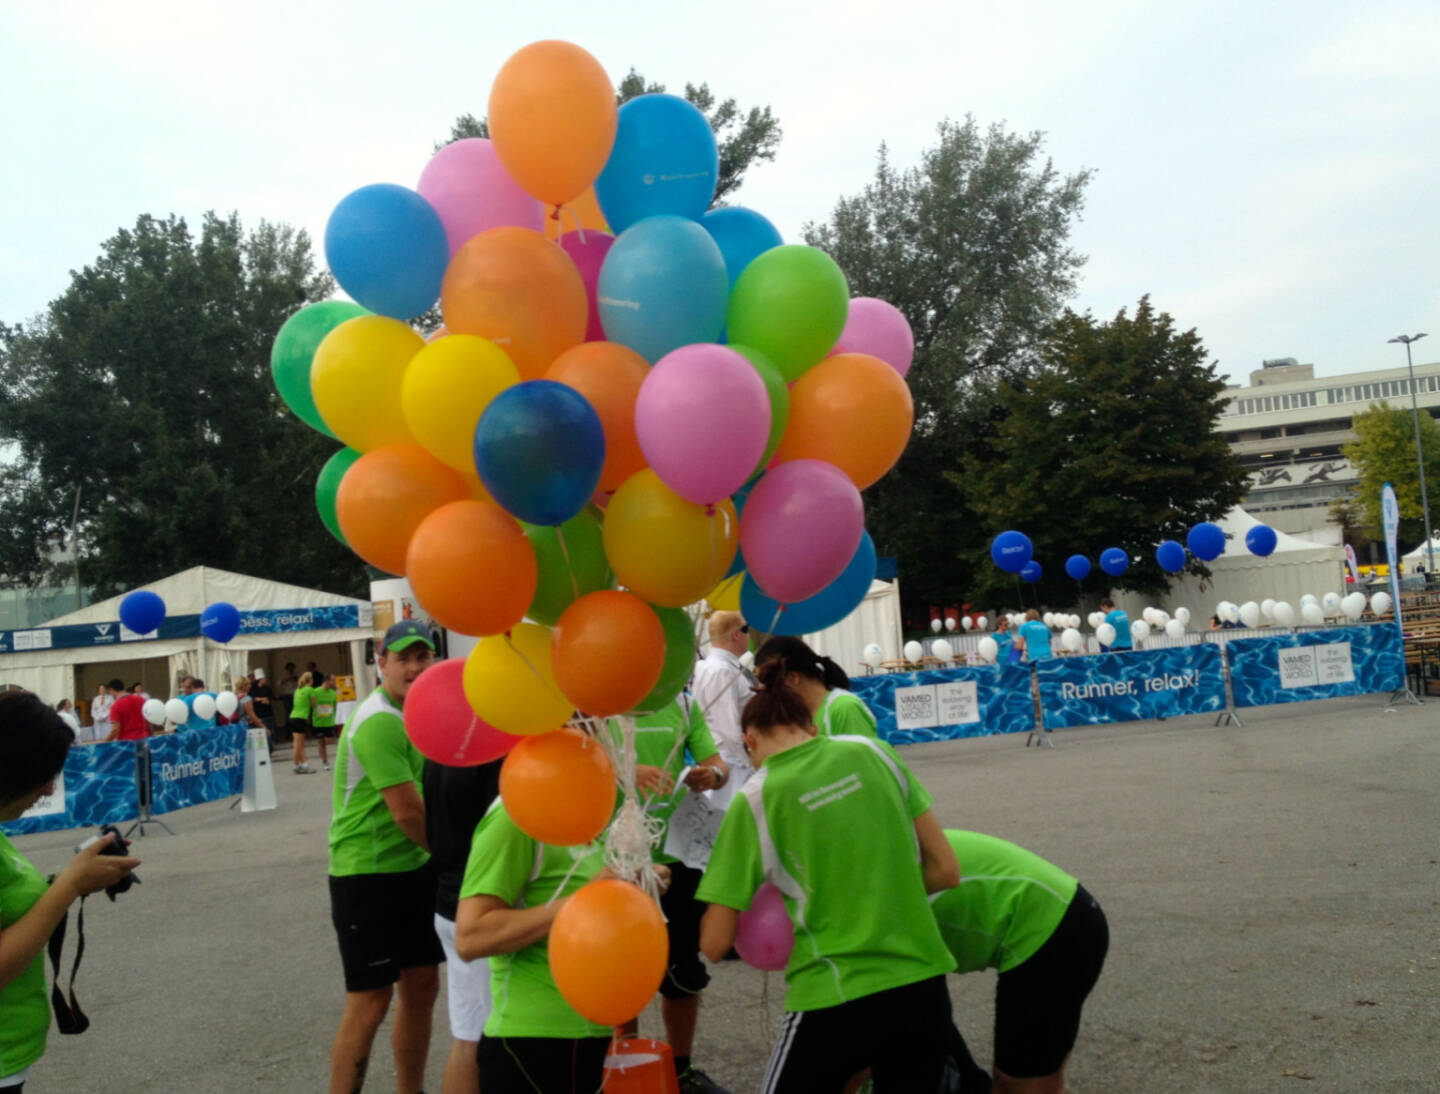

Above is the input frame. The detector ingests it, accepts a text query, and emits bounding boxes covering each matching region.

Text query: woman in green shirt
[697,663,960,1092]
[0,693,139,1091]
[753,636,879,739]
[287,671,315,775]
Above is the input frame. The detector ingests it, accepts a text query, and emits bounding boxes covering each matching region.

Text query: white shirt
[91,692,114,725]
[691,648,755,800]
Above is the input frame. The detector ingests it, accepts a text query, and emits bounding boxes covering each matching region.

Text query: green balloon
[315,447,361,545]
[730,344,790,474]
[523,507,614,626]
[272,300,369,436]
[635,605,698,715]
[726,245,849,382]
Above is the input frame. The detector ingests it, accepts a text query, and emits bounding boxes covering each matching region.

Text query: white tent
[804,580,904,678]
[1401,537,1440,567]
[0,566,375,712]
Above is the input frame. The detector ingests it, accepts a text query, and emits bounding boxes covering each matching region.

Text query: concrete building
[1219,356,1440,540]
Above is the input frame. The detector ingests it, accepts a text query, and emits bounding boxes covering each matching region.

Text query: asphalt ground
[11,694,1439,1093]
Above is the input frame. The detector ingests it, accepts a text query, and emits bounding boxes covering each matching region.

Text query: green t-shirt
[618,695,720,864]
[697,734,955,1011]
[930,830,1078,973]
[0,833,49,1078]
[817,689,878,739]
[459,802,610,1039]
[328,688,428,877]
[291,686,313,721]
[309,687,339,728]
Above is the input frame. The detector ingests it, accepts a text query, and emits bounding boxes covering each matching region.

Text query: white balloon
[1165,618,1186,639]
[931,618,943,633]
[1301,602,1324,625]
[1222,603,1241,624]
[976,616,989,630]
[1342,592,1366,620]
[1272,601,1295,626]
[164,698,189,725]
[977,636,999,663]
[1300,593,1319,607]
[1260,598,1276,619]
[1097,623,1117,646]
[1322,592,1341,614]
[142,698,167,725]
[216,690,238,718]
[1239,601,1261,628]
[863,643,884,667]
[1175,607,1191,625]
[904,640,924,662]
[1088,611,1104,630]
[932,639,954,661]
[192,694,217,720]
[1068,614,1081,629]
[1042,612,1055,628]
[1130,620,1151,642]
[1371,592,1393,616]
[961,616,974,631]
[1060,627,1084,652]
[945,617,957,632]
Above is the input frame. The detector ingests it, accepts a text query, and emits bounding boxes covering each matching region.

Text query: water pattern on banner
[148,724,247,812]
[1226,624,1403,708]
[1,740,139,836]
[849,663,1035,744]
[1036,644,1227,729]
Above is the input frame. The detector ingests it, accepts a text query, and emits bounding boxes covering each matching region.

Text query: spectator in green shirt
[289,671,315,774]
[308,673,339,773]
[753,635,879,739]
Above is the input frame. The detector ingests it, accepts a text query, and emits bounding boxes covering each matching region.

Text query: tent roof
[1214,508,1339,556]
[1401,537,1440,563]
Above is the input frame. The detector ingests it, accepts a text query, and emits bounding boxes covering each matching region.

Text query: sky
[2,0,1437,385]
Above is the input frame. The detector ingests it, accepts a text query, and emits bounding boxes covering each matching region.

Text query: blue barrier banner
[849,663,1035,745]
[148,725,246,813]
[1036,644,1227,729]
[1,740,140,836]
[1226,624,1403,708]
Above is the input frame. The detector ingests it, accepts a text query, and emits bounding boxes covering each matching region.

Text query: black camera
[75,824,139,900]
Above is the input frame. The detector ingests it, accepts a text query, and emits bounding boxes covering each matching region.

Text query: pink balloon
[558,230,615,342]
[418,138,546,256]
[735,883,794,971]
[840,297,914,378]
[741,460,864,603]
[635,344,771,505]
[403,658,522,766]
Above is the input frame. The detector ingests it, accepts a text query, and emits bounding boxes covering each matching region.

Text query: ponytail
[742,659,813,733]
[753,635,852,692]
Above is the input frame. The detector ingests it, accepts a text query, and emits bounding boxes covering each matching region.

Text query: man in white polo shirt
[690,610,754,804]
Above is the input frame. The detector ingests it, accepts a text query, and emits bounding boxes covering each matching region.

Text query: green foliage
[1342,402,1440,542]
[0,213,367,598]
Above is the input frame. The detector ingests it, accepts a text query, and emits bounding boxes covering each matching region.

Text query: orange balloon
[488,41,617,207]
[441,228,588,380]
[544,187,610,241]
[336,445,469,575]
[499,728,616,845]
[406,501,537,637]
[775,352,915,489]
[545,342,650,491]
[550,879,668,1026]
[551,591,665,716]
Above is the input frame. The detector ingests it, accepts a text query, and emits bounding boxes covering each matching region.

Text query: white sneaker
[322,762,331,772]
[294,764,315,774]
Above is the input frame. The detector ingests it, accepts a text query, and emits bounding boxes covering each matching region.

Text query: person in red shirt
[104,679,150,742]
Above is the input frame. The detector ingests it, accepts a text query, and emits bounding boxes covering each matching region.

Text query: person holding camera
[0,692,140,1091]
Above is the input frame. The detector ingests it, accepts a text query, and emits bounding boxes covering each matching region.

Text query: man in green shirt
[309,672,340,772]
[327,621,441,1094]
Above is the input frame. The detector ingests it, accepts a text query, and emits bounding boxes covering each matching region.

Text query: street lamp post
[1389,332,1432,574]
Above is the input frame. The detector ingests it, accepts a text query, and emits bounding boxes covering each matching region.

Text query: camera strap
[44,880,90,1035]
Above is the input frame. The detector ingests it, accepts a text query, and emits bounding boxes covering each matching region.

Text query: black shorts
[289,716,310,735]
[993,883,1109,1078]
[329,867,444,992]
[309,722,337,738]
[476,1035,609,1093]
[659,862,710,1000]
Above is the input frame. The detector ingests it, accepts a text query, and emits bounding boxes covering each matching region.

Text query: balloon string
[454,714,479,763]
[588,713,665,905]
[502,632,572,712]
[567,202,587,245]
[555,525,581,604]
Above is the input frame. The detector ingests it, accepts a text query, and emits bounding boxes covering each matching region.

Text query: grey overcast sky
[2,0,1436,384]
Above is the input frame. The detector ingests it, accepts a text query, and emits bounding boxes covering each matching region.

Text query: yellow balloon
[463,622,573,735]
[312,316,423,452]
[706,572,744,612]
[401,335,521,472]
[603,470,739,608]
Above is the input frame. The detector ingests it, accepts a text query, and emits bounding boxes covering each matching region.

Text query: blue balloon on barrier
[200,602,241,643]
[119,590,166,635]
[990,530,1033,574]
[595,94,719,234]
[1064,554,1091,581]
[324,183,448,320]
[702,207,784,289]
[1100,547,1129,577]
[740,532,877,635]
[1021,560,1043,583]
[1155,539,1187,573]
[1245,524,1278,557]
[475,381,605,526]
[598,216,729,363]
[1186,521,1226,562]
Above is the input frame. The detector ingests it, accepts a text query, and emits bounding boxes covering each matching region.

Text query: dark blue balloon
[1064,554,1091,581]
[595,94,719,234]
[324,183,448,320]
[1100,547,1129,577]
[740,532,877,635]
[1245,524,1278,557]
[990,530,1033,574]
[1021,560,1043,583]
[1186,521,1226,562]
[702,207,784,289]
[475,381,605,526]
[1155,539,1187,573]
[119,590,166,635]
[200,601,241,643]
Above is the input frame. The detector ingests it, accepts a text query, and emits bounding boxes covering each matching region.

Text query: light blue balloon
[741,533,877,635]
[595,94,718,234]
[324,184,448,320]
[598,216,729,363]
[703,207,783,289]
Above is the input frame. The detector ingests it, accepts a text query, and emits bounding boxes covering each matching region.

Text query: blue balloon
[598,216,729,363]
[200,601,241,643]
[990,530,1033,574]
[119,590,166,635]
[324,183,448,320]
[724,483,753,578]
[1064,554,1091,581]
[1155,539,1187,573]
[475,381,605,526]
[1245,524,1278,557]
[1186,521,1226,562]
[702,207,784,289]
[1021,560,1043,583]
[741,533,877,635]
[1100,548,1129,577]
[595,94,718,234]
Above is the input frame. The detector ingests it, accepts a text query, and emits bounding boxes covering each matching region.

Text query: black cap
[380,621,436,654]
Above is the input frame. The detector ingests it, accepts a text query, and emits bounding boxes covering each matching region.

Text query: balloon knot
[705,503,716,516]
[549,204,561,220]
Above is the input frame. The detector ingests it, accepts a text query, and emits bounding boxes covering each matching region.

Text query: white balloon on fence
[1371,592,1393,616]
[1042,612,1055,628]
[193,694,217,720]
[961,616,973,631]
[164,697,189,724]
[1175,607,1191,625]
[1069,614,1082,629]
[1222,602,1241,624]
[1272,601,1295,626]
[1130,620,1151,642]
[216,690,238,718]
[1165,618,1186,639]
[863,643,884,666]
[1322,592,1341,615]
[1260,598,1276,619]
[1239,601,1261,628]
[1301,602,1324,626]
[1060,627,1083,652]
[904,640,924,662]
[1097,623,1117,646]
[976,616,989,630]
[931,618,943,633]
[932,638,954,661]
[977,636,999,663]
[142,698,167,725]
[945,617,957,632]
[1342,592,1366,620]
[1300,593,1319,607]
[1141,607,1157,626]
[1088,612,1104,630]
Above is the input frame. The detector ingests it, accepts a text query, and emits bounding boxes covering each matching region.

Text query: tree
[959,298,1250,603]
[803,118,1091,615]
[1342,402,1440,545]
[0,213,368,598]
